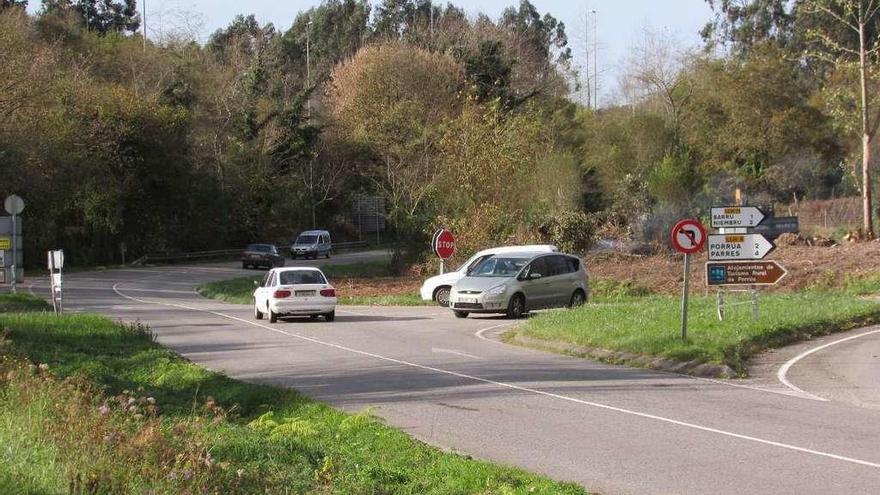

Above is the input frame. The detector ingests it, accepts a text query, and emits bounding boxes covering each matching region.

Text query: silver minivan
[448,252,588,319]
[290,230,332,259]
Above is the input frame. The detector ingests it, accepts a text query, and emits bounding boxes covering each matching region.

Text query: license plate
[459,297,476,304]
[295,290,316,297]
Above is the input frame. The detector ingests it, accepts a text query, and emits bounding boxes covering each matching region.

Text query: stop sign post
[432,228,456,274]
[671,219,707,342]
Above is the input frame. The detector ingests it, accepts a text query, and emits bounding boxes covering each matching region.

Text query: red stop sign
[433,229,456,260]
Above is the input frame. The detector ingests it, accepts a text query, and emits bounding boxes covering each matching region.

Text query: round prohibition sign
[671,219,706,254]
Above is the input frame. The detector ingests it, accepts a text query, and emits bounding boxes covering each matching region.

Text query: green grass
[0,304,586,493]
[0,292,51,312]
[518,292,880,374]
[197,259,433,306]
[339,294,429,306]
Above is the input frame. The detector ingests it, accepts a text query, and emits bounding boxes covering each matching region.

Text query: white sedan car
[253,267,337,323]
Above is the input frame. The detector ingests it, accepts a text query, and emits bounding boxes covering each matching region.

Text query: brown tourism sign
[705,260,788,286]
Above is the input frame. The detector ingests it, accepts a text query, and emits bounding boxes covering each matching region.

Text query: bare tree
[803,0,880,237]
[301,140,350,229]
[621,27,692,139]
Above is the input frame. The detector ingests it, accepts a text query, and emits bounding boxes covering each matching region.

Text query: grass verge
[198,260,431,306]
[515,292,880,375]
[0,294,585,494]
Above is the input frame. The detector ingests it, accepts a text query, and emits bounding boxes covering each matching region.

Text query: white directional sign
[708,234,774,261]
[710,206,766,228]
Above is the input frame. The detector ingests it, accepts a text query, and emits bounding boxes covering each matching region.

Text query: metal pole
[440,259,445,275]
[680,253,691,342]
[10,213,16,294]
[592,9,598,110]
[306,20,312,121]
[142,0,146,52]
[716,289,724,321]
[751,286,759,319]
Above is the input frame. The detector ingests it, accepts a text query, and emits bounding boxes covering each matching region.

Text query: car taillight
[320,289,336,297]
[273,290,291,298]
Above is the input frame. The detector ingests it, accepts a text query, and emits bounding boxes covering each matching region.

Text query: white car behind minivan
[419,244,557,307]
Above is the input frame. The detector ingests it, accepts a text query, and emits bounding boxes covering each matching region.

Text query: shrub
[539,210,597,254]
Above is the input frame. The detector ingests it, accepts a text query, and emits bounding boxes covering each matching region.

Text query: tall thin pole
[583,8,590,107]
[680,253,691,342]
[592,9,598,110]
[142,0,146,52]
[306,19,312,121]
[10,213,16,294]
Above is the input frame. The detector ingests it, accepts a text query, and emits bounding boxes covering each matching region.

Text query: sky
[29,0,715,104]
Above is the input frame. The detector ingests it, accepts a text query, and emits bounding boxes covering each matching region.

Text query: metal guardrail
[131,241,372,266]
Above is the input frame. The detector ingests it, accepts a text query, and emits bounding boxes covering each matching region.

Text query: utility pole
[583,8,591,108]
[142,0,146,52]
[306,18,313,121]
[592,9,598,110]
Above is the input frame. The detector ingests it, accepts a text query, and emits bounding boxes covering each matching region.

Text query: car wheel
[506,294,525,319]
[453,310,469,319]
[325,311,335,322]
[291,254,297,260]
[254,299,264,320]
[326,252,331,259]
[569,290,586,308]
[242,262,248,269]
[434,286,451,307]
[269,308,278,323]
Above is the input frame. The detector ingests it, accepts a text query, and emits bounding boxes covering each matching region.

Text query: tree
[40,0,140,34]
[621,27,692,143]
[702,0,795,53]
[802,0,880,236]
[0,0,27,10]
[326,42,464,252]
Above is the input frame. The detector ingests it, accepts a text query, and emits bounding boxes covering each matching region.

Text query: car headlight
[486,285,506,296]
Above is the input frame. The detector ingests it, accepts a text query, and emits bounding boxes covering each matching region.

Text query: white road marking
[33,284,198,295]
[474,322,516,344]
[431,348,482,359]
[111,284,880,470]
[777,328,880,402]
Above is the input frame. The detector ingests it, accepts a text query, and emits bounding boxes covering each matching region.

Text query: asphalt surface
[25,252,880,494]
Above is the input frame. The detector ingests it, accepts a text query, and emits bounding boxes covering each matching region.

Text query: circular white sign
[4,195,24,215]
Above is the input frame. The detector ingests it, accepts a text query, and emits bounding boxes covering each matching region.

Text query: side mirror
[254,280,260,287]
[530,273,543,280]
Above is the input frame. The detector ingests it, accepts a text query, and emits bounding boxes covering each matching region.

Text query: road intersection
[26,254,880,494]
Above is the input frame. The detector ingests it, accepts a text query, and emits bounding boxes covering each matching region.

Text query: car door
[520,257,552,309]
[545,255,572,307]
[260,271,276,312]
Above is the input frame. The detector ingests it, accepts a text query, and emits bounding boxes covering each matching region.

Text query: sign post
[432,228,456,275]
[4,195,25,293]
[671,219,707,342]
[707,205,786,321]
[47,250,64,314]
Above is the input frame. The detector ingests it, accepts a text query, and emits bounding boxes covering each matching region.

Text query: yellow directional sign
[0,237,9,250]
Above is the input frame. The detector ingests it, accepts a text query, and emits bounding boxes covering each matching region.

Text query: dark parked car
[241,244,285,269]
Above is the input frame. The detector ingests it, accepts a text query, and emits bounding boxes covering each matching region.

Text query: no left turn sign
[671,219,706,254]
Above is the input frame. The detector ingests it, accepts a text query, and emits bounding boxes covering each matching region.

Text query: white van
[419,245,558,307]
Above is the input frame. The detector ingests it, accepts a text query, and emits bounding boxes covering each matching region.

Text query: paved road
[26,257,880,495]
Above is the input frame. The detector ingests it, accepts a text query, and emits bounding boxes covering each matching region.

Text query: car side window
[525,257,548,278]
[567,257,580,272]
[260,271,271,287]
[544,256,564,277]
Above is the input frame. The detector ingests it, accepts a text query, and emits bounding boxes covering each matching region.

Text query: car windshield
[279,270,326,285]
[296,235,318,245]
[246,244,272,252]
[469,257,529,277]
[459,254,491,274]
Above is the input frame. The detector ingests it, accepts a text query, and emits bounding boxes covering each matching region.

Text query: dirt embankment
[336,241,880,298]
[586,241,880,296]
